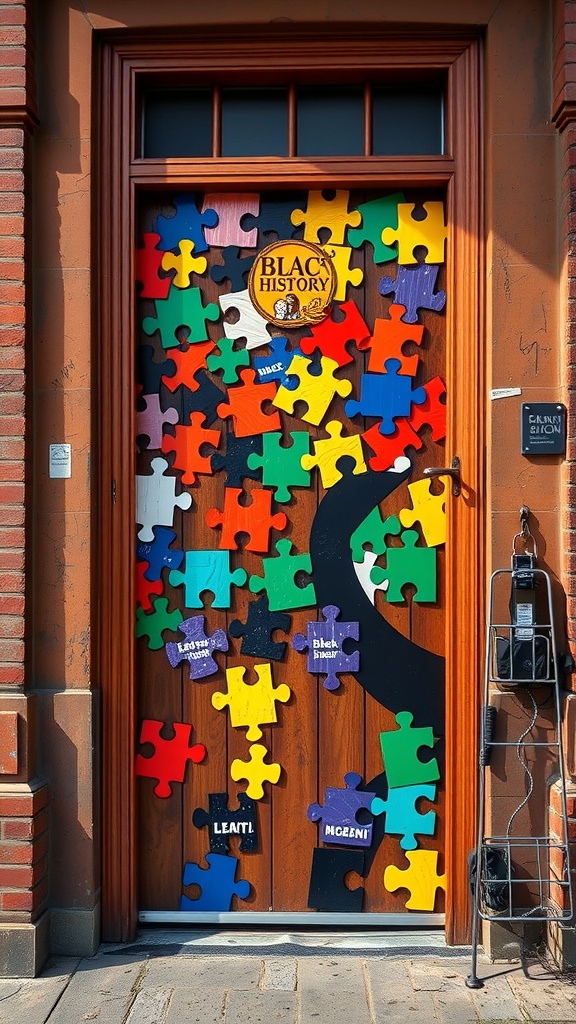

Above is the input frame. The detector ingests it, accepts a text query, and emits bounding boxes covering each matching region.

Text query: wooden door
[134,187,449,918]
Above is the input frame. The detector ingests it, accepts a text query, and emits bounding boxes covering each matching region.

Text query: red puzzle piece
[161,412,221,485]
[135,232,171,300]
[361,375,446,471]
[216,368,281,438]
[299,300,371,367]
[206,486,288,553]
[161,340,216,394]
[367,305,425,376]
[135,719,206,798]
[136,560,163,611]
[409,376,446,441]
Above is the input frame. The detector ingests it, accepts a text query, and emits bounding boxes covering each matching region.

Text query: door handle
[422,455,461,497]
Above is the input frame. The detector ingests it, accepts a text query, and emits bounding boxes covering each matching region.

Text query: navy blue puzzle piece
[192,792,258,854]
[137,344,174,395]
[211,432,263,487]
[163,370,225,428]
[241,196,305,243]
[229,595,291,661]
[210,246,256,292]
[153,193,218,254]
[137,526,183,582]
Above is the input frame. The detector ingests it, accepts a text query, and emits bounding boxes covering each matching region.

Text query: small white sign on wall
[49,443,71,479]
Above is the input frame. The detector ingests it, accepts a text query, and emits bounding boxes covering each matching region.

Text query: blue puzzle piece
[378,264,446,324]
[180,853,250,910]
[153,193,218,254]
[253,336,296,388]
[345,359,426,435]
[241,197,304,243]
[308,772,375,847]
[169,550,247,609]
[371,783,437,850]
[137,526,183,582]
[292,604,359,691]
[165,615,228,680]
[137,344,174,395]
[210,245,256,292]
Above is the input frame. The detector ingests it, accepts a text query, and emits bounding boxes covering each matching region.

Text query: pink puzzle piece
[203,193,259,248]
[136,394,179,450]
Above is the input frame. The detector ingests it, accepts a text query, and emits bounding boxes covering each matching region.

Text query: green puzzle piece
[142,286,220,350]
[379,711,440,789]
[135,596,183,650]
[370,529,436,603]
[246,431,311,503]
[207,337,250,384]
[350,508,402,563]
[347,192,405,263]
[249,538,316,611]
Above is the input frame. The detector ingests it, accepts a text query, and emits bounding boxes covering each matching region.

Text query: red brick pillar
[0,0,49,977]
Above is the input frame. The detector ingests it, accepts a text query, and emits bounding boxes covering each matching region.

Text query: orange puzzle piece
[216,368,281,437]
[206,486,287,553]
[161,412,221,485]
[367,305,425,376]
[162,340,216,394]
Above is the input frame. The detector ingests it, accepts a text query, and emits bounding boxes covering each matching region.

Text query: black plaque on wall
[521,403,566,455]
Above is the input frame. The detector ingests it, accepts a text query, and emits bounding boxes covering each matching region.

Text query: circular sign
[248,239,336,327]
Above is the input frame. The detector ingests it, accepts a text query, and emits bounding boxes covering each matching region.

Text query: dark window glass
[297,86,364,156]
[142,89,213,158]
[221,88,288,157]
[372,87,443,155]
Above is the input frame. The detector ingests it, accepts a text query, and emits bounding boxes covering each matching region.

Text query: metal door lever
[422,455,461,496]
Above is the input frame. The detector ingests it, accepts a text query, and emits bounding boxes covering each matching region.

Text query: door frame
[96,26,485,943]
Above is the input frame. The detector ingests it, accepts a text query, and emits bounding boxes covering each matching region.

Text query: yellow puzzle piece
[230,742,281,800]
[301,420,367,489]
[384,849,446,911]
[290,190,361,246]
[381,202,448,265]
[273,354,352,427]
[398,476,448,547]
[161,240,208,288]
[211,663,290,742]
[321,244,363,301]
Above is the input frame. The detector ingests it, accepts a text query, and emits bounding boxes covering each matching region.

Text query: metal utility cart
[467,511,573,988]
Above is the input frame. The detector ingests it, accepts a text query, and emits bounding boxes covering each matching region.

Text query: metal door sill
[139,911,444,926]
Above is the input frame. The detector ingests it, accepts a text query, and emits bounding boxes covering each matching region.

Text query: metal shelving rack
[467,536,573,988]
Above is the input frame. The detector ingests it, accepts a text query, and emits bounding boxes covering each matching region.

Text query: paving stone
[224,990,298,1023]
[46,954,144,1023]
[367,958,437,1024]
[125,985,172,1023]
[261,958,297,991]
[296,955,366,992]
[144,955,261,990]
[0,974,73,1024]
[469,972,524,1020]
[432,988,480,1024]
[507,971,576,1021]
[166,988,227,1023]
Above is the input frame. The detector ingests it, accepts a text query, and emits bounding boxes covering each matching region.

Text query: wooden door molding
[96,28,484,943]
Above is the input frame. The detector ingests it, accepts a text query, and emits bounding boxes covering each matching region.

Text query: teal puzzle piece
[142,286,220,350]
[371,783,437,850]
[379,711,440,789]
[169,550,247,608]
[249,538,316,611]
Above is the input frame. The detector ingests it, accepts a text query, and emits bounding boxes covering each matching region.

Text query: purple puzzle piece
[307,771,375,847]
[378,263,446,324]
[292,603,359,691]
[136,393,179,450]
[345,359,426,435]
[137,526,184,582]
[153,193,218,254]
[165,615,229,680]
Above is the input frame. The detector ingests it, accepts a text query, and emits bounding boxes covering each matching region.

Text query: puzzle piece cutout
[135,232,171,299]
[211,432,263,487]
[137,345,175,395]
[371,783,437,850]
[379,711,440,789]
[253,336,296,388]
[347,192,405,263]
[135,718,205,797]
[203,192,259,248]
[290,190,361,245]
[180,853,250,911]
[136,394,179,451]
[161,239,208,287]
[161,412,221,486]
[307,848,365,912]
[361,419,423,472]
[378,264,446,324]
[308,771,374,846]
[206,486,288,553]
[370,529,437,603]
[398,477,448,547]
[136,560,163,612]
[192,792,258,854]
[169,550,247,608]
[274,354,352,427]
[230,742,282,800]
[206,337,250,384]
[137,526,183,581]
[210,245,256,292]
[229,595,291,661]
[142,286,220,349]
[246,430,311,503]
[216,368,281,437]
[136,457,193,542]
[165,615,228,680]
[346,360,426,436]
[301,420,367,489]
[293,604,359,691]
[135,596,183,650]
[153,193,217,254]
[350,508,402,563]
[368,306,425,376]
[161,340,216,393]
[353,550,388,605]
[384,850,446,911]
[381,201,448,265]
[178,370,225,427]
[299,299,371,368]
[249,538,316,611]
[212,662,290,741]
[219,289,272,350]
[322,244,363,301]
